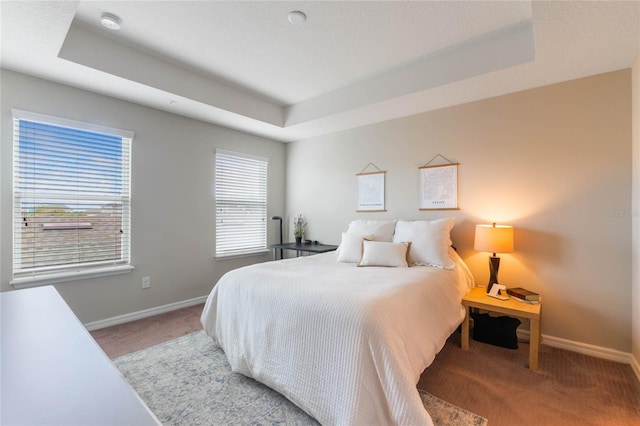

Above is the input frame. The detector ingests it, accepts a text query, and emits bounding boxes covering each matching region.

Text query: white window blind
[215,149,267,257]
[12,110,133,280]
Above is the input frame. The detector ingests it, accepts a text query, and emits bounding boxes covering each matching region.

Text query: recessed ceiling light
[101,13,121,31]
[287,11,306,26]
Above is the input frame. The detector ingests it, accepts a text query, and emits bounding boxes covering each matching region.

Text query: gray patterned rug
[114,331,487,426]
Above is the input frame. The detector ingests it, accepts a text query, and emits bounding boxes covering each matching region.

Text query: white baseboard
[84,295,208,331]
[517,329,640,382]
[630,355,640,383]
[542,334,632,363]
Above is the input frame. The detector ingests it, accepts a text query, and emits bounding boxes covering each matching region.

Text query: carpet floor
[113,331,487,426]
[92,303,640,426]
[419,332,640,426]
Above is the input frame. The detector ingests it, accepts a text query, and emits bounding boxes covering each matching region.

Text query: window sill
[215,249,269,260]
[11,265,135,289]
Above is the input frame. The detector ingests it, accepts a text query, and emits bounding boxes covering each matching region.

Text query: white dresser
[1,286,160,425]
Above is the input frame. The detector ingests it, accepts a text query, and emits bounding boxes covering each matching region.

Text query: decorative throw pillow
[358,241,410,268]
[392,218,455,269]
[337,233,372,263]
[345,220,397,242]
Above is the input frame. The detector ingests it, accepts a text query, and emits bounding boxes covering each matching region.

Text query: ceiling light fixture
[287,11,306,26]
[101,13,121,31]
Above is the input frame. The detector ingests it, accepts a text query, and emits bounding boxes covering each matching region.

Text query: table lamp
[474,223,514,293]
[271,216,283,259]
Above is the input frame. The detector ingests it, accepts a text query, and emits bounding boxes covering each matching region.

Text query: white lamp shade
[474,224,514,254]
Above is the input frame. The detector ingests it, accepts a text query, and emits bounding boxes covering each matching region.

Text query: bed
[201,219,474,425]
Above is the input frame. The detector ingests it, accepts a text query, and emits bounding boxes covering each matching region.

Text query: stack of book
[506,287,540,304]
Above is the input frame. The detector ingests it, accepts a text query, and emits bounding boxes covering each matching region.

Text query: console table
[0,286,159,425]
[270,242,338,260]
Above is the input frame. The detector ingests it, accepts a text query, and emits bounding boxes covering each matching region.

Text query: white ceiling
[1,1,639,142]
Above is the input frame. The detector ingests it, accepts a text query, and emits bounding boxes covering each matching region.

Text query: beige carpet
[91,304,204,358]
[419,333,640,426]
[92,304,640,426]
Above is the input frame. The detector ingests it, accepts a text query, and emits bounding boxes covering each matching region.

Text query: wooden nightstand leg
[461,306,470,350]
[529,317,540,371]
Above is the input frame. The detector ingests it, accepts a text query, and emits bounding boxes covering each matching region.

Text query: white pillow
[337,233,372,263]
[392,218,455,269]
[358,241,410,268]
[345,220,397,242]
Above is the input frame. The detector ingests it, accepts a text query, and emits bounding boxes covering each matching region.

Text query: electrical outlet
[142,276,151,289]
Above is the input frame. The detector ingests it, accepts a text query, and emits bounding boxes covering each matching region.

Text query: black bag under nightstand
[471,312,521,349]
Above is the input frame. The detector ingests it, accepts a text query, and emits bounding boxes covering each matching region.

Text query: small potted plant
[293,214,306,244]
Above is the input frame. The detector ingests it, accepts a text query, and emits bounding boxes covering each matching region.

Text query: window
[12,110,133,285]
[215,149,268,257]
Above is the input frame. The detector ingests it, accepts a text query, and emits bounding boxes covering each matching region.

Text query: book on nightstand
[506,287,540,302]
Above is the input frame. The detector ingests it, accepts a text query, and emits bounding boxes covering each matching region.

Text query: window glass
[12,110,132,279]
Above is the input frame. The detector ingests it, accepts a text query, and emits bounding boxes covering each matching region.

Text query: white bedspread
[201,250,473,425]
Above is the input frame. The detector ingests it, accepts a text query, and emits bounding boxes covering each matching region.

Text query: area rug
[114,331,487,426]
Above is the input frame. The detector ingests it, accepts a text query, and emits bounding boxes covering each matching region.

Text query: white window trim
[10,265,135,289]
[214,249,270,261]
[12,109,134,140]
[215,149,268,258]
[11,109,134,284]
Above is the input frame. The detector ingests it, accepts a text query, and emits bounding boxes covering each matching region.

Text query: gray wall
[286,70,632,352]
[0,70,286,323]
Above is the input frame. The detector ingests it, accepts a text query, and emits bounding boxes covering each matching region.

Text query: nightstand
[461,286,542,370]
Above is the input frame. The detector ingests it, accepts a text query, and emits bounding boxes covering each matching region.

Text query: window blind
[12,110,133,278]
[215,149,268,257]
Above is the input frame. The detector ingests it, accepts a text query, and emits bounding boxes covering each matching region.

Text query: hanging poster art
[356,171,386,212]
[419,164,459,210]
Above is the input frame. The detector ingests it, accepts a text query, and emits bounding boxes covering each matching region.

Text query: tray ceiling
[1,1,639,142]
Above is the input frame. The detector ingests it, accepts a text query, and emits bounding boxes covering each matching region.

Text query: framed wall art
[419,163,459,210]
[356,168,386,212]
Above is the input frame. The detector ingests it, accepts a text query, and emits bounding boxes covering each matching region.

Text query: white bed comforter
[201,250,473,426]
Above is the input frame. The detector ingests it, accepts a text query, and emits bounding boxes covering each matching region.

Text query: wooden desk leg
[461,306,470,350]
[529,317,540,371]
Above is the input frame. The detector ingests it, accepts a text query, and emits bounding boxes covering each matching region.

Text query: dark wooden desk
[270,242,338,260]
